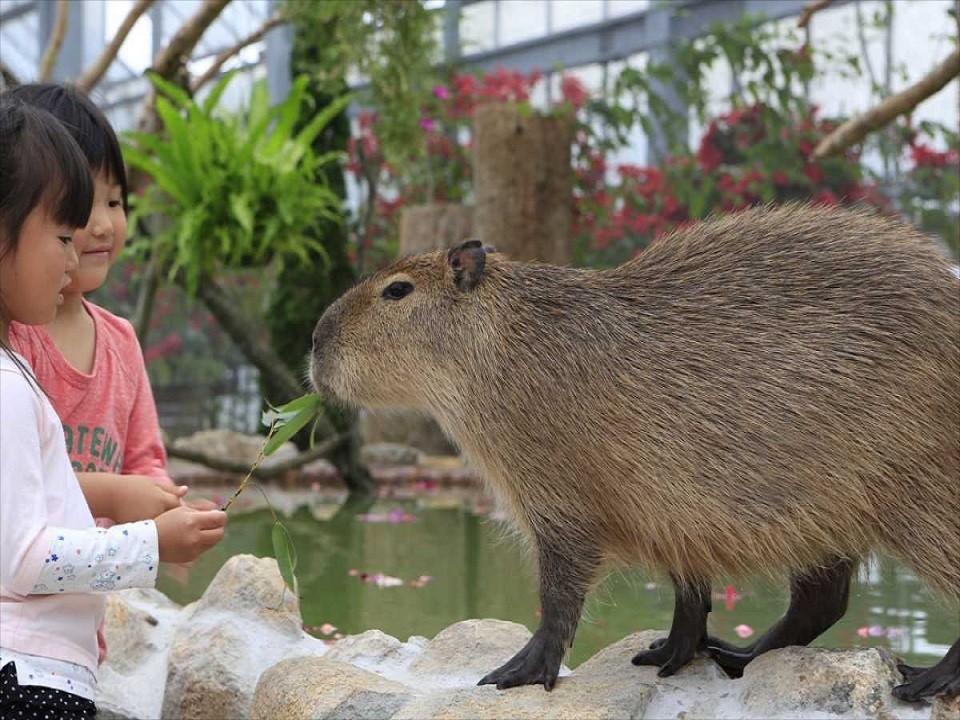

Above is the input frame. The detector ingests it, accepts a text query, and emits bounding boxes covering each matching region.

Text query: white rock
[160,555,327,719]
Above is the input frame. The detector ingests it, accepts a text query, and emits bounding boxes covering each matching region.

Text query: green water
[157,492,957,669]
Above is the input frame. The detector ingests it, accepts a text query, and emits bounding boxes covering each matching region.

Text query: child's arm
[23,505,226,595]
[0,367,226,597]
[75,472,187,521]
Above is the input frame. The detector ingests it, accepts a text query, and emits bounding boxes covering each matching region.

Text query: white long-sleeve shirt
[0,350,159,695]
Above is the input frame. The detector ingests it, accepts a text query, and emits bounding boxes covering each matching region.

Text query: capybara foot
[896,662,924,681]
[478,633,564,690]
[647,637,668,651]
[893,641,960,701]
[705,637,758,678]
[632,634,703,677]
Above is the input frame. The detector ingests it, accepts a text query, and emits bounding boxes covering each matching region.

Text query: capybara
[310,204,959,700]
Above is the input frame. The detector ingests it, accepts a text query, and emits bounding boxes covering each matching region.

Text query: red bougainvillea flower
[803,163,825,184]
[560,75,589,109]
[910,141,959,169]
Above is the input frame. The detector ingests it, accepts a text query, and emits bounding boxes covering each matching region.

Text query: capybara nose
[312,298,347,356]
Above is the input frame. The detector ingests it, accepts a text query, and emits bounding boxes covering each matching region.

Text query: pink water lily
[735,624,754,638]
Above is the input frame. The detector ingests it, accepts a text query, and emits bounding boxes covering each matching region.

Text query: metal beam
[456,0,850,75]
[0,0,35,25]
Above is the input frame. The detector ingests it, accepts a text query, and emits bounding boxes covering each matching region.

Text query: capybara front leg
[893,638,960,701]
[707,556,855,677]
[632,575,711,676]
[478,532,597,691]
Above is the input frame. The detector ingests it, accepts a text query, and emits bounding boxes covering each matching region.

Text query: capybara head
[311,240,498,410]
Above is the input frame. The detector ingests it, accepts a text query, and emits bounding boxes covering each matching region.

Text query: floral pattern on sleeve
[30,520,158,594]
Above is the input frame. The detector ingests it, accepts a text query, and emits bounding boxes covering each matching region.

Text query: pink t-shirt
[9,300,168,479]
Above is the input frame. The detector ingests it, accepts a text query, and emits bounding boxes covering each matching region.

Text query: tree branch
[813,47,960,158]
[75,0,156,93]
[191,273,329,417]
[0,60,20,90]
[38,0,70,82]
[135,0,233,136]
[190,14,287,93]
[798,0,832,28]
[168,434,347,479]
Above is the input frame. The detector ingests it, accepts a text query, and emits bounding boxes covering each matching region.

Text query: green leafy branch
[220,393,326,593]
[123,71,351,295]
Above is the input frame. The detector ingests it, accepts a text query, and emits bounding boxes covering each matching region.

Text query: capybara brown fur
[310,204,959,699]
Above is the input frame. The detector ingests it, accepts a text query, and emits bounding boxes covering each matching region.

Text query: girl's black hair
[0,94,93,388]
[0,94,93,257]
[8,83,129,212]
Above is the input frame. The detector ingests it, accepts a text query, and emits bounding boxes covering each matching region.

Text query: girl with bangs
[0,96,228,718]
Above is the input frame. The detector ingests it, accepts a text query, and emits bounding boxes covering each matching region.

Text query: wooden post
[398,202,475,255]
[472,102,574,264]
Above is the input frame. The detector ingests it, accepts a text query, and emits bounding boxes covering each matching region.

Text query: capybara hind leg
[708,556,855,677]
[893,639,960,701]
[478,533,597,691]
[632,576,711,677]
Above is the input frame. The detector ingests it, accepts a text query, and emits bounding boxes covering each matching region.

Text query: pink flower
[419,117,437,133]
[320,623,337,635]
[735,624,754,638]
[432,85,449,100]
[721,584,742,611]
[560,75,589,109]
[857,626,870,638]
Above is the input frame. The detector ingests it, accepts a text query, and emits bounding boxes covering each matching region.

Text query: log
[472,102,574,264]
[398,202,475,255]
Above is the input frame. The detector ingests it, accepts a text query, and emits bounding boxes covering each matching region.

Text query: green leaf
[146,72,193,107]
[229,194,254,236]
[264,403,321,456]
[271,521,299,593]
[200,71,237,115]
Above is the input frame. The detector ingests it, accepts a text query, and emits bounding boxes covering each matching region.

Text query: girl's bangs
[36,114,94,229]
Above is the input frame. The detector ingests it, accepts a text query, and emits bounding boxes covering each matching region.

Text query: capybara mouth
[308,352,337,401]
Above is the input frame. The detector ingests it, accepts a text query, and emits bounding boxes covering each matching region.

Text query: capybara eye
[382,281,414,301]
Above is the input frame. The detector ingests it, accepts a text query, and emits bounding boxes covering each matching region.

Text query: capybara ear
[448,239,487,291]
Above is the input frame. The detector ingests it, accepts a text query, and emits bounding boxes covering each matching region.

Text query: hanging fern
[123,71,351,294]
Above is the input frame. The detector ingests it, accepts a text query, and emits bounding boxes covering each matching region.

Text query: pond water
[157,490,957,669]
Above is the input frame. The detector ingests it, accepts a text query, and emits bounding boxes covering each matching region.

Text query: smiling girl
[0,94,227,720]
[7,84,172,491]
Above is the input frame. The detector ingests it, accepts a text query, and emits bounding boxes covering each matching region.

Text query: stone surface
[251,656,413,720]
[93,571,945,720]
[393,674,656,720]
[408,618,537,688]
[931,693,960,720]
[160,555,327,719]
[359,441,424,468]
[172,428,297,466]
[96,588,183,719]
[359,407,458,456]
[742,646,903,717]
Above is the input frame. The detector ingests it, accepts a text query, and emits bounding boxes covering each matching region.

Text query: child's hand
[108,475,188,523]
[148,475,181,493]
[154,506,228,564]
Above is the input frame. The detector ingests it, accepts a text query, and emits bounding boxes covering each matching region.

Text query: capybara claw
[892,649,960,702]
[478,636,563,690]
[632,636,699,677]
